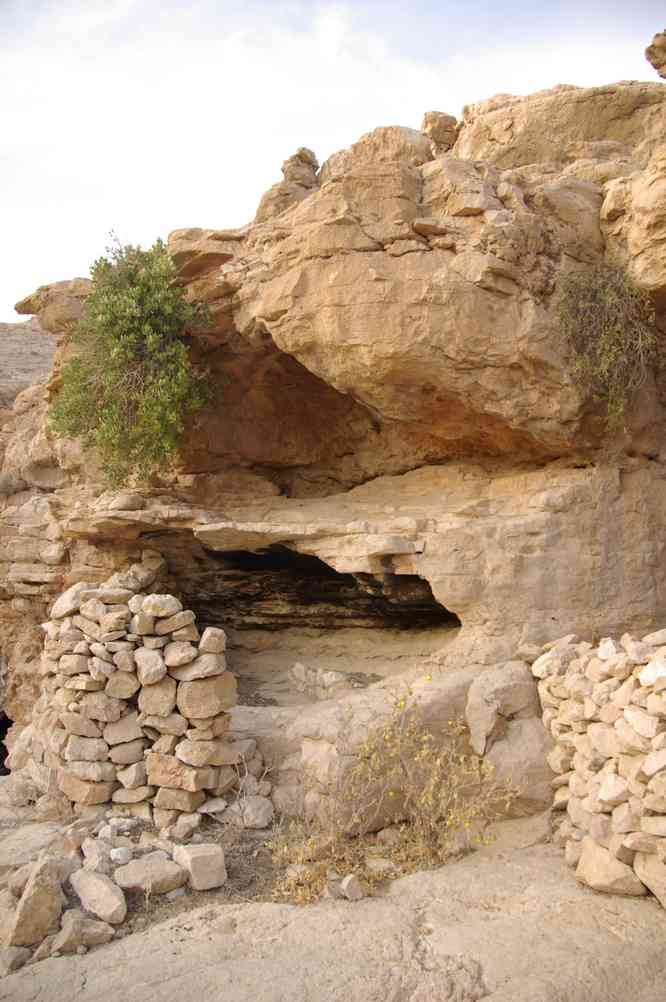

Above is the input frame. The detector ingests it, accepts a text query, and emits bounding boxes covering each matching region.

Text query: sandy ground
[2,813,666,1001]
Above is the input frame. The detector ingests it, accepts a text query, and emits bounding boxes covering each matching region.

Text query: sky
[1,0,664,320]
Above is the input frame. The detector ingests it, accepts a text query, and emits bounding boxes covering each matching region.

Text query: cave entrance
[177,545,461,708]
[0,711,11,776]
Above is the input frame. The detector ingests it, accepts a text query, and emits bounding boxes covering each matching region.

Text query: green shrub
[50,239,209,485]
[557,263,657,423]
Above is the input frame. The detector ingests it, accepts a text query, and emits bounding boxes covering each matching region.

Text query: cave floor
[226,623,460,706]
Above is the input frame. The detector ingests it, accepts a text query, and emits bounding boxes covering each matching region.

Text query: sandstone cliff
[1,60,666,751]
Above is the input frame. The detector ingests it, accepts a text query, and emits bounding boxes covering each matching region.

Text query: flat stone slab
[2,845,666,1001]
[0,823,61,876]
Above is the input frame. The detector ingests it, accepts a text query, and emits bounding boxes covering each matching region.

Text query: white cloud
[0,1,659,318]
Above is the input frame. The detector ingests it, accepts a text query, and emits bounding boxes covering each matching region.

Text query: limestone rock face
[646,30,666,79]
[453,82,665,169]
[3,64,666,769]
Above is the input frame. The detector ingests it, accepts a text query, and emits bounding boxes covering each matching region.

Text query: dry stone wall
[533,630,666,908]
[13,553,252,828]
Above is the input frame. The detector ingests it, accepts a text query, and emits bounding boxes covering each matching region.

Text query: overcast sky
[1,0,663,319]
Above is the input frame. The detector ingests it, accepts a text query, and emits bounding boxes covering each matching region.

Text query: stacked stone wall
[534,630,666,905]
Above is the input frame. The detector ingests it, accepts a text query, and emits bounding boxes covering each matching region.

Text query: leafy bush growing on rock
[557,263,657,423]
[50,239,209,485]
[271,698,517,904]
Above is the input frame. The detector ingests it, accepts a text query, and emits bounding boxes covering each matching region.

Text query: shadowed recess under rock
[177,545,461,632]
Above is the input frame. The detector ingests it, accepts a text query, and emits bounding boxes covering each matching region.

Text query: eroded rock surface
[2,64,666,780]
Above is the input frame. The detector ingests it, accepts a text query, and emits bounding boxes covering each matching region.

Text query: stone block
[173,843,227,890]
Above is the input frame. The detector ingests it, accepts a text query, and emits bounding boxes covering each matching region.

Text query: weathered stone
[163,641,198,668]
[152,734,180,754]
[59,713,101,738]
[142,595,182,618]
[130,612,155,635]
[199,627,227,654]
[103,712,143,746]
[176,673,237,718]
[575,837,647,896]
[139,712,188,735]
[59,654,91,676]
[70,870,127,925]
[225,795,274,829]
[64,675,105,692]
[112,786,154,804]
[114,851,187,894]
[634,852,666,908]
[0,946,31,974]
[66,760,117,783]
[51,907,115,953]
[135,648,167,685]
[112,651,136,672]
[6,858,65,946]
[172,843,227,890]
[79,692,125,723]
[64,736,109,763]
[174,738,240,768]
[58,772,115,805]
[168,653,226,682]
[105,672,141,699]
[153,787,206,812]
[145,752,217,792]
[138,674,177,716]
[51,582,96,620]
[465,661,539,755]
[641,816,666,837]
[116,761,147,789]
[108,738,146,765]
[155,611,196,636]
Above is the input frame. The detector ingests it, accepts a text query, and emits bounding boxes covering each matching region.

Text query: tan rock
[64,735,109,762]
[575,837,647,896]
[112,786,154,804]
[70,870,127,924]
[138,712,188,735]
[105,673,141,699]
[116,761,147,789]
[145,752,218,792]
[58,771,115,805]
[199,627,227,653]
[176,673,237,718]
[153,787,206,813]
[634,852,666,908]
[59,713,101,738]
[142,595,182,618]
[172,843,227,890]
[646,30,666,79]
[5,858,65,946]
[155,611,195,636]
[108,739,146,765]
[135,647,167,685]
[114,852,187,894]
[79,692,125,723]
[138,674,177,716]
[51,907,115,953]
[66,760,116,783]
[168,652,226,682]
[174,738,241,768]
[103,712,143,746]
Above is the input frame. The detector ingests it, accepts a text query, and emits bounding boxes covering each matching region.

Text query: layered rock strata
[533,629,666,907]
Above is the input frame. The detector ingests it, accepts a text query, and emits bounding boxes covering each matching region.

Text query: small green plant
[49,238,209,485]
[270,698,518,904]
[557,263,657,423]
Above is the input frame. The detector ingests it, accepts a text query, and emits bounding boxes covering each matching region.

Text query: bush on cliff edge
[558,263,657,423]
[50,239,209,485]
